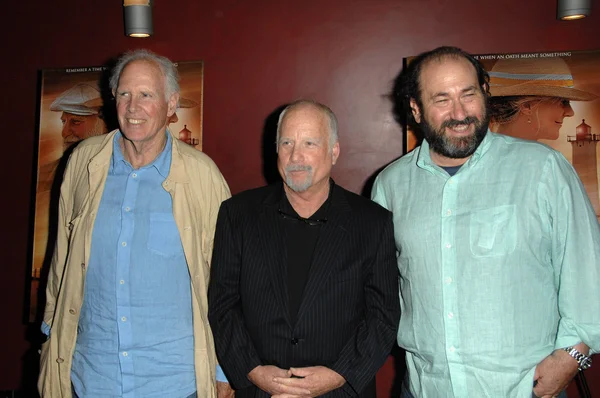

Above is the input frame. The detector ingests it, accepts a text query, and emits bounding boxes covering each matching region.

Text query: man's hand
[272,366,345,398]
[533,349,579,398]
[248,365,311,397]
[217,381,235,398]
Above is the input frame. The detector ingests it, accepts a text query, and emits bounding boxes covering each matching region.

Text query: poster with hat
[404,49,600,222]
[28,61,204,322]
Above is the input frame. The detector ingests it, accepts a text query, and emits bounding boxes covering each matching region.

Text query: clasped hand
[248,365,345,398]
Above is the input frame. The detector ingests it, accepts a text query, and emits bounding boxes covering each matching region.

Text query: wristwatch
[563,346,592,371]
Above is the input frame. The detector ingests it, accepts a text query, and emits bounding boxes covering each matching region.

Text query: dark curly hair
[391,46,490,128]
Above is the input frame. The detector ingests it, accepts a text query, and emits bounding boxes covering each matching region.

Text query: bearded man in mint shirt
[372,46,600,398]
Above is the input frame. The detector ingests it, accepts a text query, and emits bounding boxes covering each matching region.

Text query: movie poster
[29,61,204,321]
[405,50,600,221]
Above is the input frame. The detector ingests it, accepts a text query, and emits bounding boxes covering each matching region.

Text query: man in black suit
[208,99,400,397]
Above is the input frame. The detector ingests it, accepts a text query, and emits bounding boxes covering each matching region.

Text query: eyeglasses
[278,209,327,226]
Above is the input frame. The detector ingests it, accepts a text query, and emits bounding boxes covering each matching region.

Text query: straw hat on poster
[488,57,598,101]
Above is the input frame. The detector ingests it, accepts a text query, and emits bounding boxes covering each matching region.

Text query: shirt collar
[416,129,494,172]
[112,130,172,178]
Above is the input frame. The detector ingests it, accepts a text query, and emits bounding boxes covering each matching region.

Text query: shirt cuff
[216,364,229,383]
[41,321,51,337]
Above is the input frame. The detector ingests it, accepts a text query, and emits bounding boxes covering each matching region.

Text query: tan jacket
[38,130,231,397]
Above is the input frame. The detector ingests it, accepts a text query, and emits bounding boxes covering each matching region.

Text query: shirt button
[121,241,127,247]
[81,262,86,270]
[125,206,131,212]
[445,243,452,249]
[446,209,452,216]
[291,338,299,345]
[448,312,454,319]
[131,173,137,178]
[122,352,128,357]
[121,316,127,322]
[445,277,453,284]
[449,346,456,353]
[120,280,125,285]
[448,178,454,184]
[69,309,76,315]
[56,357,64,363]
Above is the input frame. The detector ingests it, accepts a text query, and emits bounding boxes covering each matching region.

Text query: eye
[72,120,84,126]
[435,99,448,104]
[561,99,570,107]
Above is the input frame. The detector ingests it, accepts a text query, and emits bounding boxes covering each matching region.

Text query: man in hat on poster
[372,46,600,398]
[50,83,109,151]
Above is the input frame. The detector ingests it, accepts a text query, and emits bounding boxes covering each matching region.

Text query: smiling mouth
[127,119,145,125]
[446,124,472,133]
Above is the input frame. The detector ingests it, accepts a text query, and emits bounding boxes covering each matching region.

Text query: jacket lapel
[295,184,351,324]
[257,183,293,329]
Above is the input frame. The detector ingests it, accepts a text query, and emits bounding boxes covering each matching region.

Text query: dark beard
[420,110,489,159]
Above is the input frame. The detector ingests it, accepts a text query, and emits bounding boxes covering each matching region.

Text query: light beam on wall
[557,0,591,20]
[123,0,153,37]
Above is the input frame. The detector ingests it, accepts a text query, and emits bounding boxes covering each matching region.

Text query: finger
[272,368,291,378]
[273,395,310,398]
[273,377,307,386]
[272,381,311,396]
[533,367,540,381]
[289,367,314,377]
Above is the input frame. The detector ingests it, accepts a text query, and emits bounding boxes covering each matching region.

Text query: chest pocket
[147,212,183,256]
[469,204,517,257]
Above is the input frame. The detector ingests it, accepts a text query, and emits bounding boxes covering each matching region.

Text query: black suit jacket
[208,182,400,397]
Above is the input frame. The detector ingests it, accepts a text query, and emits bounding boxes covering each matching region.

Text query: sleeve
[330,212,400,395]
[208,202,263,389]
[371,173,391,211]
[540,152,600,354]
[215,364,229,383]
[205,164,232,268]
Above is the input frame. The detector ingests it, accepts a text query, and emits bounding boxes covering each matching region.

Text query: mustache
[286,165,313,172]
[441,116,479,129]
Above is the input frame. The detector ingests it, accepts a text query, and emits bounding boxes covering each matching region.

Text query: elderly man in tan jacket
[38,49,231,398]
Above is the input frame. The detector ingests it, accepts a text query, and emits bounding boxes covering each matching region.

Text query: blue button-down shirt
[71,131,196,398]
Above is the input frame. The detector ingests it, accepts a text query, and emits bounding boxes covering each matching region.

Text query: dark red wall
[1,0,599,395]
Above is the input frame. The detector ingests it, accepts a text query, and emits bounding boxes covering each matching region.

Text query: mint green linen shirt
[371,131,600,397]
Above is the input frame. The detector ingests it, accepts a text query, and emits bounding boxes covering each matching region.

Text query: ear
[167,93,180,117]
[519,102,533,115]
[481,82,489,96]
[331,141,340,166]
[409,98,422,123]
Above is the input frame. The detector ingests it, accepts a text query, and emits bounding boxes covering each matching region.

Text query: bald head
[276,99,338,153]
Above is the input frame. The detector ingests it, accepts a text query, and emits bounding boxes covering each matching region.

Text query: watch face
[581,356,592,370]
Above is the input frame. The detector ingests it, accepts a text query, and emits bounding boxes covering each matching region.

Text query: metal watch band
[563,346,592,370]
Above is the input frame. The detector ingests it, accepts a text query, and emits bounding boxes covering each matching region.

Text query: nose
[126,96,137,113]
[450,100,467,121]
[61,123,70,138]
[290,145,303,163]
[563,102,574,118]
